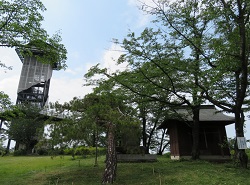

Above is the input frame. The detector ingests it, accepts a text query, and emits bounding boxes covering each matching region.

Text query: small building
[158,105,234,161]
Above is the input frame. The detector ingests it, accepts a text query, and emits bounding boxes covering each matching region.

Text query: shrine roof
[158,105,234,129]
[176,105,234,122]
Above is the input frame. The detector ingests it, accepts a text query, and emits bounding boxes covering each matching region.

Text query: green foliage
[0,139,5,155]
[45,98,107,149]
[64,146,106,156]
[63,147,74,155]
[6,104,45,153]
[164,152,171,158]
[13,149,27,156]
[43,91,138,169]
[36,147,49,155]
[85,70,171,154]
[0,91,12,111]
[246,149,250,158]
[116,123,141,154]
[0,0,45,46]
[0,0,67,69]
[82,92,139,128]
[0,91,13,135]
[75,146,93,156]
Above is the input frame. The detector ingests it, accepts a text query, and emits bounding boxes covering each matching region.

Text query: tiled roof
[175,105,234,123]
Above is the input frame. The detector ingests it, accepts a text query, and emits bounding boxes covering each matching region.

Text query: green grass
[0,155,250,185]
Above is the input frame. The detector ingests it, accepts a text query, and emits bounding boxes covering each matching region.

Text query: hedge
[64,146,106,156]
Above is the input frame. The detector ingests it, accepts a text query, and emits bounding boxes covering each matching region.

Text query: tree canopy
[0,0,67,69]
[6,104,45,154]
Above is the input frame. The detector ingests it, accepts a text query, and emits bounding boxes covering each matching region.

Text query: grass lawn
[0,155,250,185]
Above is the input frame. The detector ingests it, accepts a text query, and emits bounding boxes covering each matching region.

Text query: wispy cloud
[126,0,153,29]
[102,43,128,74]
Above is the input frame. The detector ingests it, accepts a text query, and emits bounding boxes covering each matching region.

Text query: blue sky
[0,0,248,140]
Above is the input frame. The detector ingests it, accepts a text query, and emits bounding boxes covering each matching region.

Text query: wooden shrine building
[158,105,234,161]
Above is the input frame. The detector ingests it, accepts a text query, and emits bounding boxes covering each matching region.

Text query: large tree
[195,0,250,168]
[81,91,138,184]
[0,0,67,69]
[85,71,171,155]
[115,1,212,159]
[117,81,172,155]
[131,0,250,167]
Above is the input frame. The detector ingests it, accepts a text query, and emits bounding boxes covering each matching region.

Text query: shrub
[36,148,48,155]
[64,148,74,155]
[63,146,106,157]
[164,152,171,158]
[245,149,250,158]
[75,146,90,156]
[13,149,27,156]
[0,147,5,156]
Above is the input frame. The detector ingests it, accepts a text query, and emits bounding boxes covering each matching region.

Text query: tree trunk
[157,128,167,155]
[191,107,200,160]
[94,128,99,167]
[234,2,248,169]
[4,139,11,155]
[92,131,96,147]
[102,122,117,184]
[142,116,149,154]
[234,110,248,168]
[0,119,3,130]
[14,141,19,151]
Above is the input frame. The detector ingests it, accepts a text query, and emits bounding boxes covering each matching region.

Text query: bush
[13,149,27,156]
[164,152,171,158]
[245,149,250,158]
[36,148,48,155]
[75,146,90,156]
[0,147,5,156]
[47,148,64,156]
[64,148,74,155]
[64,146,106,157]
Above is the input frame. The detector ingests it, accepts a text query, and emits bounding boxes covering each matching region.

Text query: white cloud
[101,43,128,74]
[49,77,92,104]
[80,43,128,92]
[126,0,153,29]
[0,48,22,103]
[65,68,78,75]
[0,75,19,104]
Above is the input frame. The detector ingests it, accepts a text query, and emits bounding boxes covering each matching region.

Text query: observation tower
[7,44,60,153]
[15,45,58,108]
